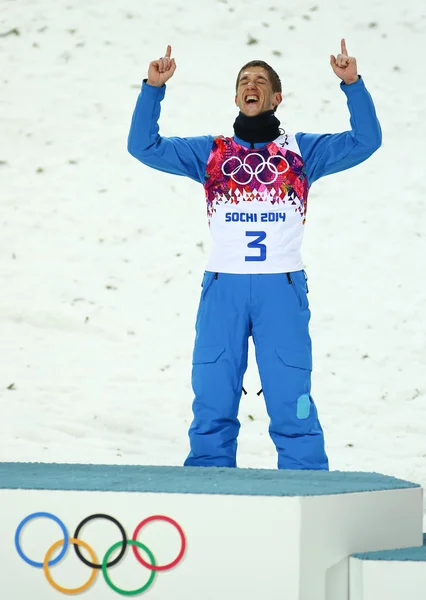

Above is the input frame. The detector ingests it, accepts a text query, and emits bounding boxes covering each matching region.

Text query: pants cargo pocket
[192,345,226,392]
[275,347,312,371]
[192,345,225,365]
[191,345,228,413]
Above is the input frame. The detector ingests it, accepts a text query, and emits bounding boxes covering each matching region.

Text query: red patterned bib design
[203,136,309,224]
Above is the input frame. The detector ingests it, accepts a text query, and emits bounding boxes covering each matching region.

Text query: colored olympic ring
[15,512,186,596]
[222,153,289,185]
[44,538,98,594]
[103,540,156,595]
[73,513,127,569]
[132,515,186,571]
[15,512,69,568]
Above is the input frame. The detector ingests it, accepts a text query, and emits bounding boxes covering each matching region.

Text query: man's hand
[330,39,359,85]
[147,45,176,87]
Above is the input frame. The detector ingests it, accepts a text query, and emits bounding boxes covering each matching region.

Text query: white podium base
[0,463,423,600]
[350,535,426,600]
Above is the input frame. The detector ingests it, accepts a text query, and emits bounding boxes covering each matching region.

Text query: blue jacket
[128,76,382,187]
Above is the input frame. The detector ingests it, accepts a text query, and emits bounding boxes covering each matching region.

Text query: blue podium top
[352,534,426,561]
[0,462,420,497]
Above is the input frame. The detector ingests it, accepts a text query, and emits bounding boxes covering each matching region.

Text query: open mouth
[245,94,259,105]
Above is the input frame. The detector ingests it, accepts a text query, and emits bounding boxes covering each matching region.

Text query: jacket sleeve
[127,81,215,184]
[295,76,382,186]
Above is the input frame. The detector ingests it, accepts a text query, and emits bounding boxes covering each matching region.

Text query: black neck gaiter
[233,110,281,145]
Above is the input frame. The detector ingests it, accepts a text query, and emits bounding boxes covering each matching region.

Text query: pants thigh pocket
[192,344,225,365]
[192,345,226,396]
[275,347,312,371]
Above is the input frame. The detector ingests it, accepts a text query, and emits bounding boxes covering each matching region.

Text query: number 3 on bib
[245,231,267,262]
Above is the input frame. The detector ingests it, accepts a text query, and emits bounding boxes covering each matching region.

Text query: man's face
[235,66,282,117]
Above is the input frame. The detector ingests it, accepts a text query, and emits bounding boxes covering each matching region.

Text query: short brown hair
[235,60,282,93]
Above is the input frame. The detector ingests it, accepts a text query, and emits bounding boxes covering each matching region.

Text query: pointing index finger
[165,45,172,58]
[341,38,348,56]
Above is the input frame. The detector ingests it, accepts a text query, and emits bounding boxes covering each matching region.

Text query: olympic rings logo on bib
[221,153,290,185]
[15,511,186,596]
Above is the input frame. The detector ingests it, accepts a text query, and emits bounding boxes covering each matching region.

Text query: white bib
[203,134,308,274]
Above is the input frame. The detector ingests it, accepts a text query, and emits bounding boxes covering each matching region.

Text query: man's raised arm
[127,45,214,184]
[296,39,382,186]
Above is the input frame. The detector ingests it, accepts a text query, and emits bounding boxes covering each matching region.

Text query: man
[128,40,381,470]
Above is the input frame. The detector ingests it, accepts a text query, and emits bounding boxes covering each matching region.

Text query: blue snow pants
[184,271,329,470]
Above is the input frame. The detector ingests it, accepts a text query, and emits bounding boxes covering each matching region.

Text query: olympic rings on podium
[15,511,186,596]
